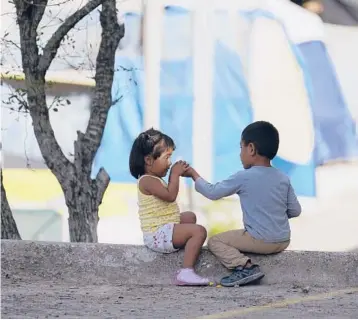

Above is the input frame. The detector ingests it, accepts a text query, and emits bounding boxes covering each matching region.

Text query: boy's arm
[189,168,244,200]
[287,182,302,218]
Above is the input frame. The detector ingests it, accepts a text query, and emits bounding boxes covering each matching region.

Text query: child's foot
[174,268,210,286]
[220,264,265,287]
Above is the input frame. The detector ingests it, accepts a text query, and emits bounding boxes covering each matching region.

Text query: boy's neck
[252,157,271,167]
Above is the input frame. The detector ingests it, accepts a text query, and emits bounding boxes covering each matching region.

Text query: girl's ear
[144,155,153,166]
[248,142,257,156]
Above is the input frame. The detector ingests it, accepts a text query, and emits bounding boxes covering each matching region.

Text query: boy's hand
[182,166,200,181]
[181,166,195,177]
[171,160,189,176]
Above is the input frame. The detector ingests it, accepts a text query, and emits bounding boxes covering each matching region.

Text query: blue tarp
[298,41,358,165]
[92,7,357,197]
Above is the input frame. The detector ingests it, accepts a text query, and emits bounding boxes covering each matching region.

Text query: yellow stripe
[2,169,137,217]
[197,287,358,319]
[3,169,62,202]
[1,72,95,87]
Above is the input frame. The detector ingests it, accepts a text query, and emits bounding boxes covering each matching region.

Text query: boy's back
[195,166,301,243]
[236,166,301,242]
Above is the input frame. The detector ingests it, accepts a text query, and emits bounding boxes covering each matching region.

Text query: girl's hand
[181,166,194,177]
[171,160,189,176]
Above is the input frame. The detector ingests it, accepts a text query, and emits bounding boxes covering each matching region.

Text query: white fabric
[143,223,178,254]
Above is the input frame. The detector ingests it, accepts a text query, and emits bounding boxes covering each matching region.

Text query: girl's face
[153,148,173,177]
[145,144,173,178]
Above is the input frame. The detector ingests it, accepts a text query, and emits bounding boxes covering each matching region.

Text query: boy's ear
[144,155,153,166]
[248,142,256,156]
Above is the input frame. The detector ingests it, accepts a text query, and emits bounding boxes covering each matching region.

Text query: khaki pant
[207,229,290,269]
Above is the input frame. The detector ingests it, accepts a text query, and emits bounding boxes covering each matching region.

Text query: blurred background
[1,0,358,251]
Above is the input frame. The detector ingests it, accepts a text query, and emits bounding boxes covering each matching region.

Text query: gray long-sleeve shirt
[195,166,301,243]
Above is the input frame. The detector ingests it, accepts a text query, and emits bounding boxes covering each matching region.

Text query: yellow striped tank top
[137,175,180,233]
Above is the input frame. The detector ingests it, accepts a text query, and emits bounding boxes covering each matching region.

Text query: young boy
[185,121,301,287]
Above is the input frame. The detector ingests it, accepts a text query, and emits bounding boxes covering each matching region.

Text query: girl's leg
[172,224,210,285]
[173,223,206,268]
[180,211,197,224]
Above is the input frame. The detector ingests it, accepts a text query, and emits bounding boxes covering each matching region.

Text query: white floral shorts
[143,223,179,254]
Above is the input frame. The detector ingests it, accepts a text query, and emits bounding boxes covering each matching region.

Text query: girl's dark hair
[129,128,176,179]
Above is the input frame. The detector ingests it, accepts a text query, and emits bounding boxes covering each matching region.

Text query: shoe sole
[220,272,265,287]
[174,280,210,286]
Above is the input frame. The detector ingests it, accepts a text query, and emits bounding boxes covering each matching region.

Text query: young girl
[129,128,210,286]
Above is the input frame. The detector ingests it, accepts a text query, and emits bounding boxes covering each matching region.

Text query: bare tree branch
[2,39,21,50]
[32,0,49,31]
[73,0,124,179]
[13,0,73,184]
[1,169,21,240]
[38,0,103,73]
[87,0,124,165]
[95,167,110,207]
[14,0,44,74]
[30,97,74,184]
[13,0,48,35]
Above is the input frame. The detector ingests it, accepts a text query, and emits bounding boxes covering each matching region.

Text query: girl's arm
[139,161,188,202]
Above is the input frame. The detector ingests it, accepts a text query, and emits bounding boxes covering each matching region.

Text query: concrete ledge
[2,240,358,287]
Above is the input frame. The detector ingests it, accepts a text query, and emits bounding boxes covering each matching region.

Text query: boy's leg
[208,229,249,269]
[208,229,289,269]
[208,229,289,287]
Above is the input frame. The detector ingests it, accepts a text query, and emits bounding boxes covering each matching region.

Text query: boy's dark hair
[241,121,279,160]
[129,128,175,179]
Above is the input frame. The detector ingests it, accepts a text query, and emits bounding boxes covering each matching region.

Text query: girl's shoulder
[138,174,163,183]
[138,175,165,195]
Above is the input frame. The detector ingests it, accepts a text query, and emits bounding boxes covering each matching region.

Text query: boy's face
[240,140,254,169]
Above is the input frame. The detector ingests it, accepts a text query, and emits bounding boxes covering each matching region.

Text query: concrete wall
[2,240,358,286]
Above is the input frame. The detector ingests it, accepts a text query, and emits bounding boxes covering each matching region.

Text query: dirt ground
[1,278,358,319]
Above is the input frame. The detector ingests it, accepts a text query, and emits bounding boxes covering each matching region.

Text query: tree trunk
[13,0,123,242]
[67,188,99,242]
[68,208,99,242]
[62,168,109,242]
[1,169,21,240]
[62,0,122,242]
